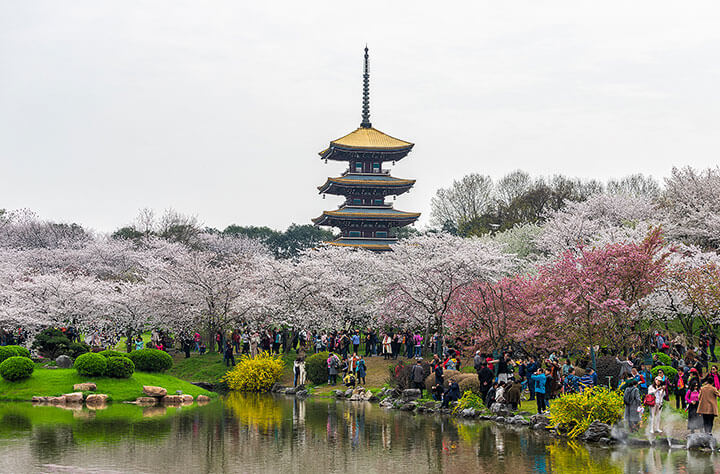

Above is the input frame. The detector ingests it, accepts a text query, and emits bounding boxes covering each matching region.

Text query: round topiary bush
[106,356,135,378]
[457,374,482,395]
[98,349,127,359]
[653,352,672,367]
[127,348,172,372]
[74,352,107,377]
[305,351,329,385]
[0,356,34,381]
[5,345,31,358]
[68,342,90,358]
[650,365,678,384]
[0,346,18,364]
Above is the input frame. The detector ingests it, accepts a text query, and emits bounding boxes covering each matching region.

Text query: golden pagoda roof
[320,127,413,154]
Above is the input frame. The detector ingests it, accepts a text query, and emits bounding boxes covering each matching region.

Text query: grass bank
[0,368,214,402]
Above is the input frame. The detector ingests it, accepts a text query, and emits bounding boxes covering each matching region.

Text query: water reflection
[0,397,717,473]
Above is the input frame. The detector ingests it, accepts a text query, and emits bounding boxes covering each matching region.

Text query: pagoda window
[376,231,388,238]
[372,162,381,173]
[349,231,361,237]
[355,162,363,173]
[373,198,384,205]
[352,198,362,205]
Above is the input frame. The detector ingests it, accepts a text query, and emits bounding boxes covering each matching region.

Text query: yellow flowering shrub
[222,352,285,392]
[547,386,624,439]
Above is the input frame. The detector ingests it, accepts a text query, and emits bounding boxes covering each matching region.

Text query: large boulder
[64,392,84,403]
[85,394,108,406]
[687,433,717,451]
[73,383,97,392]
[344,388,354,398]
[460,408,477,418]
[400,389,422,401]
[399,402,417,411]
[142,386,167,397]
[49,396,67,405]
[181,394,194,404]
[55,355,73,369]
[135,397,158,405]
[161,395,183,405]
[509,415,531,426]
[529,413,550,426]
[580,421,611,442]
[296,389,309,399]
[490,403,512,417]
[196,395,211,403]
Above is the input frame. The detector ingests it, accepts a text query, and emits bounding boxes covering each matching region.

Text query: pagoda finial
[361,45,372,128]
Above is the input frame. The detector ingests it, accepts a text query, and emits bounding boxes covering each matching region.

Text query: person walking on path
[648,377,666,434]
[697,375,720,434]
[623,379,642,432]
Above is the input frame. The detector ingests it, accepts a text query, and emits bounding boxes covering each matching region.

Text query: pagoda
[312,47,419,251]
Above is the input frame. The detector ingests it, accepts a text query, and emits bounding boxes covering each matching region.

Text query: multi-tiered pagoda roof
[312,47,419,251]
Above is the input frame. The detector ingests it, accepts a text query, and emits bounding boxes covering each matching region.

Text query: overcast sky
[2,1,719,233]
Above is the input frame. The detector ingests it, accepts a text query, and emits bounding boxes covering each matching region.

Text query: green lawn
[167,351,231,383]
[0,368,214,402]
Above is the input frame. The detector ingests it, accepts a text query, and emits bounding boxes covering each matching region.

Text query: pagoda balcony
[341,169,390,176]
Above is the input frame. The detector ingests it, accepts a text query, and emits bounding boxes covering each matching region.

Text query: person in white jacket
[648,376,666,434]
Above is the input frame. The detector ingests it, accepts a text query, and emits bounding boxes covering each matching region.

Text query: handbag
[643,393,656,407]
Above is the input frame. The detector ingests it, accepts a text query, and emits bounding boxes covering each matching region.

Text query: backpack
[643,393,656,407]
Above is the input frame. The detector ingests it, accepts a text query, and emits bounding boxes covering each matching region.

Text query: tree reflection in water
[0,397,717,473]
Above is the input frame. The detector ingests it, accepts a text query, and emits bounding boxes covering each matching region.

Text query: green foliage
[548,386,624,439]
[453,391,485,415]
[68,342,90,358]
[305,351,329,385]
[222,224,335,258]
[74,353,107,377]
[31,328,71,359]
[0,356,34,381]
[106,356,135,378]
[222,353,284,392]
[99,350,127,359]
[650,365,678,384]
[652,352,671,367]
[128,349,173,372]
[0,346,18,364]
[4,345,31,358]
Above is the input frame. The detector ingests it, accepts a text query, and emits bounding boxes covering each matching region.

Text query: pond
[0,395,717,473]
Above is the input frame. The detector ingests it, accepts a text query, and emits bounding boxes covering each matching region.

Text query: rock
[460,408,477,418]
[73,383,97,392]
[270,383,285,393]
[85,394,108,405]
[581,421,612,443]
[401,389,421,401]
[399,402,417,411]
[529,413,550,426]
[161,395,183,405]
[55,355,73,369]
[196,395,211,402]
[627,438,651,447]
[490,403,512,417]
[532,423,546,430]
[295,390,308,399]
[64,392,84,403]
[495,416,506,423]
[143,386,167,397]
[135,397,158,405]
[285,387,297,395]
[49,396,66,405]
[332,390,345,398]
[344,388,354,398]
[181,394,194,403]
[509,415,530,425]
[379,398,395,408]
[687,433,717,451]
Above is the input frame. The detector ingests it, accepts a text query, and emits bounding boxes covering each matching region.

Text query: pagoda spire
[360,45,372,128]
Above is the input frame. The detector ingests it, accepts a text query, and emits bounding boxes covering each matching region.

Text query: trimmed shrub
[31,328,72,358]
[5,345,31,358]
[128,348,173,372]
[106,356,135,378]
[653,352,671,367]
[0,347,17,364]
[0,356,35,381]
[548,386,624,438]
[68,342,90,358]
[222,352,284,392]
[99,350,127,359]
[650,365,678,384]
[74,353,107,377]
[458,374,482,395]
[305,351,329,385]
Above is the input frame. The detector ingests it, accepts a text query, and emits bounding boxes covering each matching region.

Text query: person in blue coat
[355,356,367,385]
[531,368,550,413]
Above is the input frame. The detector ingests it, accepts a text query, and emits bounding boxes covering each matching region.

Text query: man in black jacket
[477,362,494,405]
